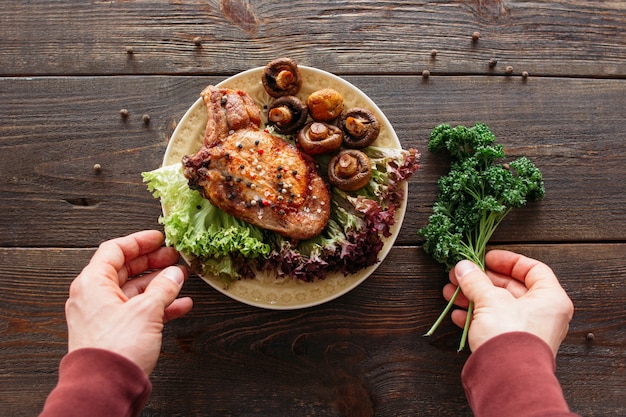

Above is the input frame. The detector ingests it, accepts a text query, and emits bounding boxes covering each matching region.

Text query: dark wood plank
[0,244,624,416]
[1,75,625,247]
[1,1,624,78]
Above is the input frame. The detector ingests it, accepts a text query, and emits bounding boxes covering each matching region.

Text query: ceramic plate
[162,65,407,309]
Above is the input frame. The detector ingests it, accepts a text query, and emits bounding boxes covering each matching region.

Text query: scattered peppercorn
[505,66,514,75]
[93,163,102,173]
[522,70,529,79]
[488,58,498,68]
[430,49,438,58]
[126,46,134,55]
[193,36,202,46]
[119,108,129,119]
[586,332,596,341]
[422,69,430,79]
[142,114,151,124]
[472,31,481,41]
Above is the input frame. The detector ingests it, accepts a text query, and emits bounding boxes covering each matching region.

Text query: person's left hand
[65,230,193,375]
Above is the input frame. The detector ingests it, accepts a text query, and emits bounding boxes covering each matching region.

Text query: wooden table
[1,1,625,416]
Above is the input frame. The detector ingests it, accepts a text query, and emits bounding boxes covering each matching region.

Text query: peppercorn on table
[1,1,625,416]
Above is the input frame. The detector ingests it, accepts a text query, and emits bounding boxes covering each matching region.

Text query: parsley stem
[424,286,461,337]
[458,300,474,352]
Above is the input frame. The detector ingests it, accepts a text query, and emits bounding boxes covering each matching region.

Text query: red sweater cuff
[40,348,151,417]
[462,332,574,417]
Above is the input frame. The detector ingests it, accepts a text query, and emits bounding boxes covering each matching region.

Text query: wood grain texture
[1,75,624,247]
[1,1,624,77]
[1,1,625,415]
[0,244,624,416]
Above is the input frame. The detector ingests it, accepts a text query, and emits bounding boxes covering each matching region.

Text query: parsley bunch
[419,123,545,351]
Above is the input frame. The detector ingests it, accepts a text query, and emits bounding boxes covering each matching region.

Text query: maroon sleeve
[461,332,580,417]
[39,348,152,417]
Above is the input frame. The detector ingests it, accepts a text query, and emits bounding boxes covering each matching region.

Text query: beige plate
[163,66,407,310]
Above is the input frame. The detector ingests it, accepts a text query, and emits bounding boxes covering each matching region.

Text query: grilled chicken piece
[182,86,331,240]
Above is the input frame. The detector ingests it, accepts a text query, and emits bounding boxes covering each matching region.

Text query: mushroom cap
[262,58,303,98]
[306,88,344,122]
[268,96,308,134]
[328,149,372,191]
[339,107,380,148]
[297,121,343,155]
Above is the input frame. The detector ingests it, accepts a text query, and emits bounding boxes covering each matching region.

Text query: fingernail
[455,260,479,278]
[163,266,184,285]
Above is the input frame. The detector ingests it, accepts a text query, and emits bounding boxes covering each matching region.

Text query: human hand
[65,230,193,375]
[443,250,574,356]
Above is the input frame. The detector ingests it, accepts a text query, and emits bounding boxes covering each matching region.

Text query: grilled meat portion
[182,86,331,240]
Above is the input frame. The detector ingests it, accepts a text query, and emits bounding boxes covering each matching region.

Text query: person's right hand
[443,250,574,356]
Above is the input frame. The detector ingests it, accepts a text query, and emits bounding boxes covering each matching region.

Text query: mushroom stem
[275,70,295,90]
[336,153,359,178]
[308,122,329,141]
[268,106,293,125]
[345,116,367,138]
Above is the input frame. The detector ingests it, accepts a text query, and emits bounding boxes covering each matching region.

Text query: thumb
[143,266,186,309]
[454,260,493,303]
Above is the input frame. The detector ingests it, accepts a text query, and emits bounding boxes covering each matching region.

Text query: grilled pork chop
[182,86,331,240]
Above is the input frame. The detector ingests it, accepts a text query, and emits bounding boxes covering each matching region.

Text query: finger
[450,309,468,329]
[90,230,164,269]
[120,270,160,298]
[164,297,194,322]
[454,260,495,304]
[142,266,187,310]
[122,246,180,282]
[485,249,561,291]
[484,269,529,298]
[448,268,459,286]
[121,263,189,299]
[88,230,166,287]
[443,283,470,308]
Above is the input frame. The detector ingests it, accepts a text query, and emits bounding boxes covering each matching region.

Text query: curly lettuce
[143,146,419,285]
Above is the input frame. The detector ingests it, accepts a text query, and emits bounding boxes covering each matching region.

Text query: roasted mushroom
[297,121,343,155]
[268,96,308,134]
[328,149,372,191]
[306,88,344,122]
[262,58,303,98]
[339,108,380,148]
